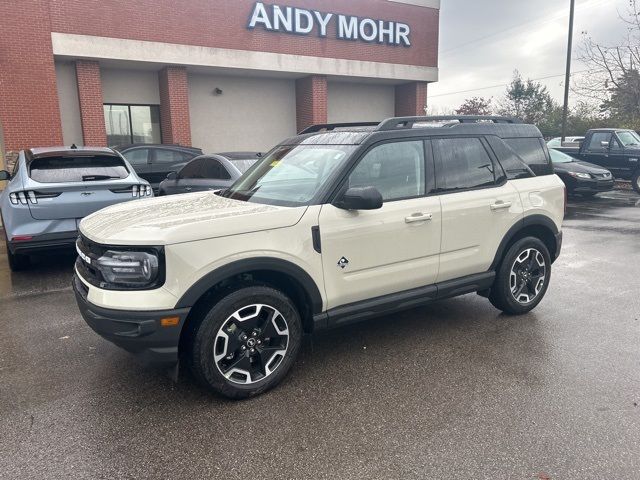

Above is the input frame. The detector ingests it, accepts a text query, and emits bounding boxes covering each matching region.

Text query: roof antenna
[70,143,78,149]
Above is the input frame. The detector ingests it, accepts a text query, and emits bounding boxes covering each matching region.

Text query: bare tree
[575,0,640,125]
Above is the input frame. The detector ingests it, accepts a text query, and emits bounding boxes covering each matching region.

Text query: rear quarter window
[486,136,534,180]
[29,155,130,183]
[503,138,553,176]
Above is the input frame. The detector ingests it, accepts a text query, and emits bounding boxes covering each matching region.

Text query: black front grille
[76,235,106,288]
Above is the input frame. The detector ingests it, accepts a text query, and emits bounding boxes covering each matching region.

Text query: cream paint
[318,197,441,308]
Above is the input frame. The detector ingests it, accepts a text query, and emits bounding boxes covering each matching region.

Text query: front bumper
[571,178,615,193]
[73,274,190,366]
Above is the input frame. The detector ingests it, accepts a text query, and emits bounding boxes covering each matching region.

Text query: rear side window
[179,159,205,179]
[503,138,552,175]
[486,136,534,180]
[29,155,129,183]
[202,160,231,180]
[586,132,613,151]
[433,137,498,191]
[123,149,149,166]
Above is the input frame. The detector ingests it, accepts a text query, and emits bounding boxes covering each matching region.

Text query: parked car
[554,128,640,193]
[547,136,585,148]
[73,115,565,399]
[114,144,203,190]
[0,146,152,271]
[158,153,260,196]
[550,148,614,197]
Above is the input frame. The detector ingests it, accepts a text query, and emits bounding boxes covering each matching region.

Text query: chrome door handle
[405,213,433,223]
[490,201,512,211]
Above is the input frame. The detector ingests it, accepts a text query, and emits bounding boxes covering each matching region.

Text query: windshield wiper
[82,175,120,181]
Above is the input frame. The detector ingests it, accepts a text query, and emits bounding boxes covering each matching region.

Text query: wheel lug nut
[250,348,255,354]
[257,340,262,345]
[241,345,246,351]
[252,331,258,337]
[240,334,247,341]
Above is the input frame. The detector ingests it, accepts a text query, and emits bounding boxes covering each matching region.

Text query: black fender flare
[489,215,560,271]
[174,257,324,313]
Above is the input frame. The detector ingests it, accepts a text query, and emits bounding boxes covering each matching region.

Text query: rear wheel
[489,237,551,315]
[187,285,302,399]
[4,237,30,271]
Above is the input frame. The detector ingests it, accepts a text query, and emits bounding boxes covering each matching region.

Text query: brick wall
[49,0,439,69]
[75,60,107,146]
[395,82,428,117]
[159,67,192,146]
[296,76,328,133]
[0,0,63,152]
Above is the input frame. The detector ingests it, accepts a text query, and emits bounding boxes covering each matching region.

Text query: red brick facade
[159,67,192,146]
[0,0,438,152]
[395,82,429,117]
[0,0,63,151]
[75,60,107,146]
[296,76,328,134]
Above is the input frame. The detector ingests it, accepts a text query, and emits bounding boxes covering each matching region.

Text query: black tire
[4,236,29,271]
[187,285,302,399]
[489,237,551,315]
[632,171,640,194]
[580,192,598,198]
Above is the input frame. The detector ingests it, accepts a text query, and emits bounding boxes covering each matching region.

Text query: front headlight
[96,250,160,288]
[568,171,592,179]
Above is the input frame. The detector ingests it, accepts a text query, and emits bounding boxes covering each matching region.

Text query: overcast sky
[428,0,631,112]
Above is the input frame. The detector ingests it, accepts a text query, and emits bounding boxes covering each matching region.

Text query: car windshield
[29,155,130,183]
[230,159,259,174]
[616,131,640,147]
[221,145,356,206]
[549,149,574,164]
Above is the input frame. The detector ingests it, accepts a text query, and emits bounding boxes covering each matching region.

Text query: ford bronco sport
[73,116,565,399]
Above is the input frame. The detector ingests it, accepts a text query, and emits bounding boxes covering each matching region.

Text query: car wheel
[489,237,551,315]
[4,237,30,271]
[632,171,640,194]
[187,285,302,399]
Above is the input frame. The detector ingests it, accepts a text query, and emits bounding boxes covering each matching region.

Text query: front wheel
[489,237,551,315]
[187,286,302,399]
[632,171,640,194]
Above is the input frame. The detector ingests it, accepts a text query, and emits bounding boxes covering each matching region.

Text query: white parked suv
[73,116,565,399]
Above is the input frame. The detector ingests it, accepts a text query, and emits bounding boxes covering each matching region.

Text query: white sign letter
[359,18,378,42]
[248,2,272,30]
[396,22,411,46]
[338,15,358,40]
[378,20,395,44]
[294,8,314,34]
[273,5,293,32]
[313,11,333,37]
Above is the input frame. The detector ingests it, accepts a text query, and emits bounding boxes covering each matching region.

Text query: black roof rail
[299,122,380,135]
[377,115,523,131]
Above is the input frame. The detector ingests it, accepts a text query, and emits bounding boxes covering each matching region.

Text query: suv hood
[80,192,307,245]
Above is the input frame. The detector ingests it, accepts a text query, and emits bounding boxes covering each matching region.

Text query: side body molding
[174,257,324,313]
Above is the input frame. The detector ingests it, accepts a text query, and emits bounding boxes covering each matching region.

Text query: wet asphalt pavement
[1,190,639,479]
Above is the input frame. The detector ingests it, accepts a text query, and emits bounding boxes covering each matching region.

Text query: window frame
[103,103,162,145]
[430,135,506,196]
[331,137,433,204]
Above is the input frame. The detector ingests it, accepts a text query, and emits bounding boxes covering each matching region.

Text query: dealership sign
[248,2,411,47]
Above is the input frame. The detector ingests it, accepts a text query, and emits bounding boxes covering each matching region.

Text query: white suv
[74,116,565,399]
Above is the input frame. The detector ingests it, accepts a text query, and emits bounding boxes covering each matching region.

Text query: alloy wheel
[213,304,289,385]
[509,248,546,304]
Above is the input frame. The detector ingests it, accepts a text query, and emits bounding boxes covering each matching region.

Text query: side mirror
[166,171,178,180]
[335,186,383,211]
[600,141,610,148]
[0,170,10,181]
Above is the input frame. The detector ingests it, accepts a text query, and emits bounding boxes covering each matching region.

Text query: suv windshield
[221,145,356,206]
[616,131,640,147]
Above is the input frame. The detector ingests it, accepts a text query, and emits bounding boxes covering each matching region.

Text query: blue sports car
[0,145,152,271]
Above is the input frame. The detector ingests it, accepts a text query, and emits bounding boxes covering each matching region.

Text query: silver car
[0,146,152,271]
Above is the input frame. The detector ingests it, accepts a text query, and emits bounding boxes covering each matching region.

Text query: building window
[103,104,161,146]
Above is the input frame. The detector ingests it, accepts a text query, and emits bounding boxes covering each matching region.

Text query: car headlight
[568,172,592,179]
[96,250,160,288]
